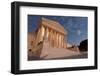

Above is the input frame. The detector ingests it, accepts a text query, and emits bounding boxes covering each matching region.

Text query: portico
[35,17,67,49]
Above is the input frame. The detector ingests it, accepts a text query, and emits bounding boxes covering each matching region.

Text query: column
[62,36,64,48]
[41,25,45,41]
[48,28,50,47]
[58,34,60,48]
[64,43,66,48]
[48,28,50,45]
[51,30,53,47]
[53,31,56,47]
[52,30,55,47]
[59,34,62,48]
[56,33,59,48]
[35,27,41,46]
[55,32,58,48]
[49,29,52,47]
[44,27,48,40]
[61,35,62,48]
[52,30,54,47]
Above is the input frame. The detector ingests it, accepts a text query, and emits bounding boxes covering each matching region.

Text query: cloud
[77,30,81,35]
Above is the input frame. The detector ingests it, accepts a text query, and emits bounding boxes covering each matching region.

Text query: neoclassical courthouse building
[28,17,79,59]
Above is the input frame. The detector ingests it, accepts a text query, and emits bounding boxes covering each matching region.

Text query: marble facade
[34,17,67,49]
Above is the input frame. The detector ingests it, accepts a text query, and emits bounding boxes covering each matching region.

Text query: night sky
[28,15,88,46]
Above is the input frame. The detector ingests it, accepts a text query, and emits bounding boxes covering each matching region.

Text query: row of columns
[35,25,67,49]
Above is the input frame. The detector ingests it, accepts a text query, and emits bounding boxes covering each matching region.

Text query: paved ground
[40,41,81,59]
[28,41,87,60]
[40,47,81,59]
[28,52,87,60]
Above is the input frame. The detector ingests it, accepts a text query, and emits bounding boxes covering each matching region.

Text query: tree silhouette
[79,39,88,52]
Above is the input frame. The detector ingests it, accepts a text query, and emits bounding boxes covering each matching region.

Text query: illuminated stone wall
[35,17,68,49]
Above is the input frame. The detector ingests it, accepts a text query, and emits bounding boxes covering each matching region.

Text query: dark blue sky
[28,15,88,45]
